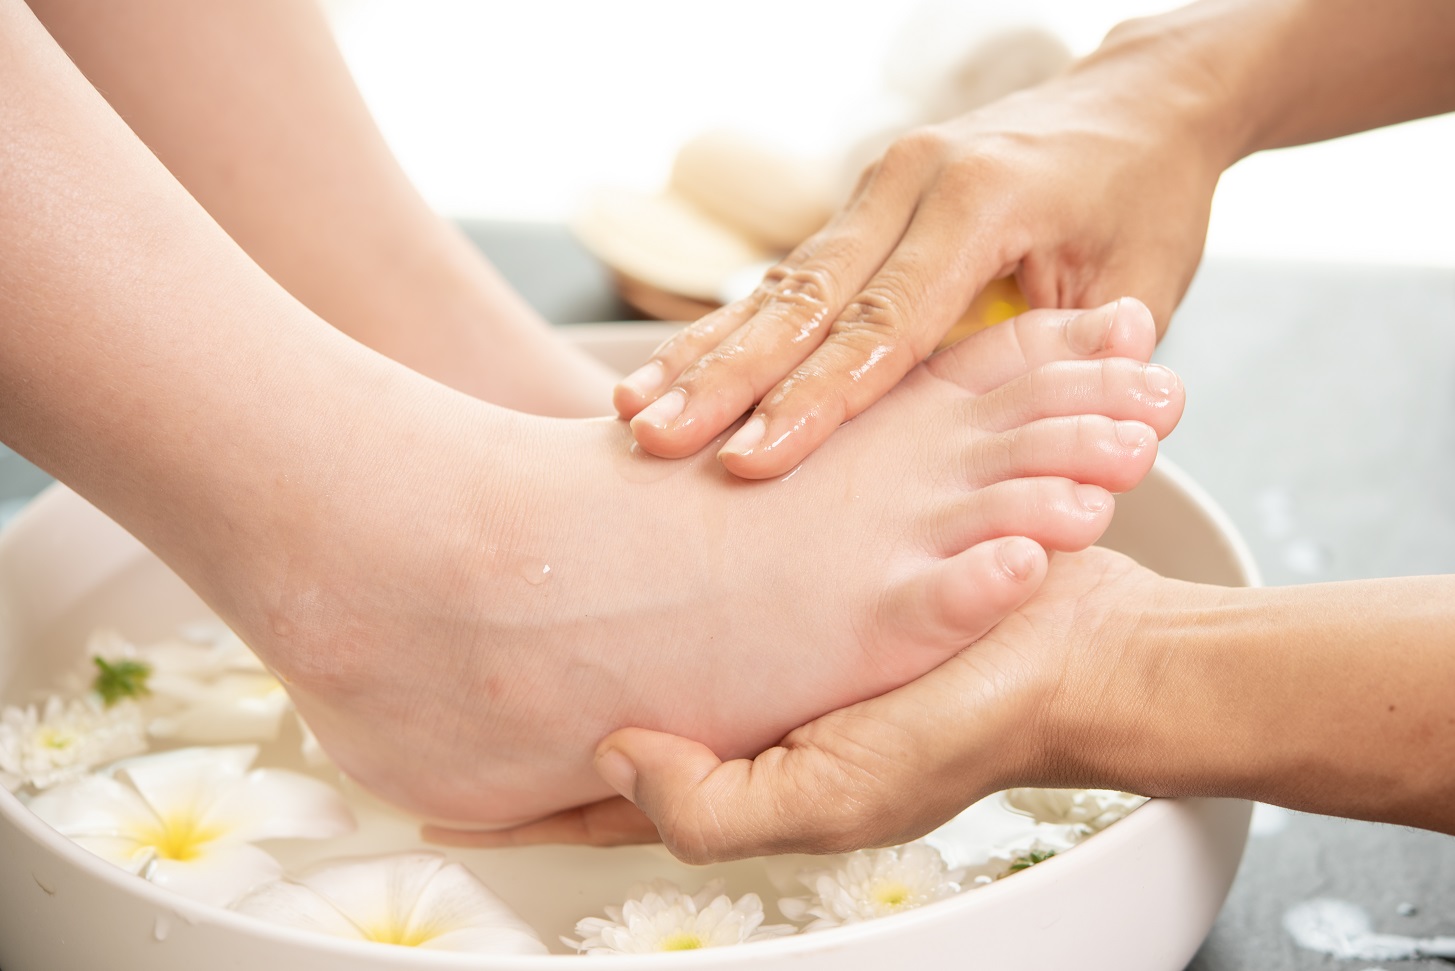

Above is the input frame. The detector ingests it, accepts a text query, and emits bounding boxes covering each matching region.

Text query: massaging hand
[430,548,1173,856]
[613,36,1225,480]
[453,545,1455,857]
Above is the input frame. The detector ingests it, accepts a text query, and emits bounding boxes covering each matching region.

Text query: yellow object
[939,276,1029,348]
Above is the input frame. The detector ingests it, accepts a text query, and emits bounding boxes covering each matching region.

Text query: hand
[613,34,1228,480]
[429,547,1184,860]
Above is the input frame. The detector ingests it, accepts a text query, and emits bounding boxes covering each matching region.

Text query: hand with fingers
[429,548,1455,857]
[613,21,1226,480]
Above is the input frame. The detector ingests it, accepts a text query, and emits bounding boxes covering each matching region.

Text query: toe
[965,415,1158,493]
[879,537,1048,680]
[969,358,1186,438]
[931,477,1116,556]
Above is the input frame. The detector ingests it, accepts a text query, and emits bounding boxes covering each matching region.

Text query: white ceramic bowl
[0,324,1256,970]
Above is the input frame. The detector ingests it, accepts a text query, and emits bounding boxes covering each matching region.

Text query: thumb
[595,723,906,864]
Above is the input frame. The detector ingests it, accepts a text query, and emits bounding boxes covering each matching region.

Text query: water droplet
[153,916,171,942]
[524,563,552,586]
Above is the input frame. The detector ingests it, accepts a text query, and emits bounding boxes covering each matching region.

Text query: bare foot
[216,301,1181,827]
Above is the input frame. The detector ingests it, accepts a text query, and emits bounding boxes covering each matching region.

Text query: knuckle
[879,126,951,175]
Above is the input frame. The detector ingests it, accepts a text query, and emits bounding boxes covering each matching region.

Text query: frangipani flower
[26,745,354,906]
[1002,788,1147,833]
[778,842,965,931]
[0,695,146,791]
[89,628,291,744]
[567,879,795,954]
[233,852,546,955]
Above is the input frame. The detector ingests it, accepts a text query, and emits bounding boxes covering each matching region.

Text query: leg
[28,0,616,415]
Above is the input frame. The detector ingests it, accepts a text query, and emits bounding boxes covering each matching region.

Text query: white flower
[986,838,1062,881]
[233,852,545,954]
[778,842,965,931]
[567,879,795,954]
[89,628,291,744]
[1002,788,1148,834]
[26,744,354,906]
[0,695,146,792]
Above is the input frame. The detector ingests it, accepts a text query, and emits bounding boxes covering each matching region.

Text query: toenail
[720,415,766,457]
[1143,363,1178,397]
[997,537,1039,580]
[1115,420,1153,448]
[632,389,686,430]
[1067,300,1119,355]
[619,361,664,400]
[1076,483,1110,512]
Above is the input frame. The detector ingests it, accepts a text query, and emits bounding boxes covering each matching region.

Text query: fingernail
[632,389,685,430]
[618,361,664,400]
[1115,420,1152,448]
[1076,483,1110,512]
[596,748,638,802]
[719,416,766,457]
[1143,363,1178,397]
[998,537,1039,580]
[1066,300,1119,355]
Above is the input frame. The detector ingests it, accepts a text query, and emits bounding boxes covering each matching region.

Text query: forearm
[0,0,428,617]
[1077,0,1455,166]
[1101,576,1455,833]
[27,0,615,413]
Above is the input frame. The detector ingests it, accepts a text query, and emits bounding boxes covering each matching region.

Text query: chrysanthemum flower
[778,843,965,931]
[233,852,546,954]
[0,694,146,791]
[567,879,795,954]
[26,744,354,906]
[1002,788,1147,833]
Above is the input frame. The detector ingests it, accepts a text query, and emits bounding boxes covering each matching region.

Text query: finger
[715,170,1016,479]
[926,298,1159,395]
[421,797,659,849]
[613,298,758,419]
[965,415,1158,494]
[594,726,912,864]
[627,153,926,459]
[969,358,1186,439]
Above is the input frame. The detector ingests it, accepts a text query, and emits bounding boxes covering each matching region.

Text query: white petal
[149,840,283,907]
[68,835,156,876]
[211,768,355,842]
[232,879,369,941]
[421,927,548,955]
[27,773,158,837]
[407,857,543,950]
[151,674,290,743]
[115,745,259,816]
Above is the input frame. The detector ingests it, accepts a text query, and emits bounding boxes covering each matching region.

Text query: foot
[228,301,1182,827]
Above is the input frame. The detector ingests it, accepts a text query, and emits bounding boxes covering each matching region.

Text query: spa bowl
[0,324,1256,971]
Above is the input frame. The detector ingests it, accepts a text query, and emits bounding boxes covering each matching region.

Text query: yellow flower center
[660,932,704,951]
[134,812,226,862]
[872,881,912,910]
[364,922,439,948]
[35,727,79,751]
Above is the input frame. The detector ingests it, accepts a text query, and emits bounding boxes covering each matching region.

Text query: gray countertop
[1,223,1451,968]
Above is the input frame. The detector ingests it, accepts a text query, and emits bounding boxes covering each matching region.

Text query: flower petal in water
[1002,788,1147,833]
[0,695,146,792]
[26,744,353,906]
[89,628,291,744]
[233,852,546,954]
[567,879,795,954]
[778,842,965,931]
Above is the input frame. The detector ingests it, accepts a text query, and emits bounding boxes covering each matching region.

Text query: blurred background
[323,0,1454,268]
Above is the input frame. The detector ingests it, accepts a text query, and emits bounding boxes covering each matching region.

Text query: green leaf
[1001,849,1056,878]
[92,655,152,706]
